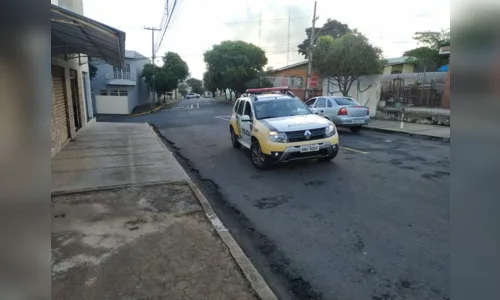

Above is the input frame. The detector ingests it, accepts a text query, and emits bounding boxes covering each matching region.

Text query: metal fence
[379,72,447,107]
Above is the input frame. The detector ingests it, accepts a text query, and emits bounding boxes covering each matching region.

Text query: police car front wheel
[250,140,271,169]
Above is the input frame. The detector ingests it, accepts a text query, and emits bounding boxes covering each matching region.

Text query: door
[234,99,244,136]
[313,97,327,117]
[240,101,254,145]
[51,66,70,152]
[322,98,336,120]
[69,69,82,131]
[82,71,92,121]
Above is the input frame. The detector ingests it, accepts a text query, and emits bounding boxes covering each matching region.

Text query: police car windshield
[254,98,312,120]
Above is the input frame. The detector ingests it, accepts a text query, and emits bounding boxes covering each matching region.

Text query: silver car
[305,96,370,133]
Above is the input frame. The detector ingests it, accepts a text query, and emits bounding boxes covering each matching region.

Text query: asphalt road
[98,97,450,300]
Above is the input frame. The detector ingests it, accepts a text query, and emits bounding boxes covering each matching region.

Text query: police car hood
[262,114,331,132]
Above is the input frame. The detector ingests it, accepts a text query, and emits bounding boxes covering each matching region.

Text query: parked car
[305,96,370,133]
[229,87,339,169]
[185,93,200,99]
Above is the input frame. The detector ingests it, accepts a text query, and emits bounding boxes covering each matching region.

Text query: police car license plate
[353,119,364,124]
[300,144,320,153]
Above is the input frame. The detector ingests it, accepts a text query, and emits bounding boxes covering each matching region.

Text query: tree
[140,52,189,97]
[298,19,352,59]
[404,29,450,68]
[245,76,273,89]
[412,29,450,50]
[203,71,219,96]
[204,40,267,99]
[141,63,158,89]
[178,82,188,96]
[312,33,384,96]
[186,78,204,94]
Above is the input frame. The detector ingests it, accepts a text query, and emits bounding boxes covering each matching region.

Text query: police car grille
[285,128,326,142]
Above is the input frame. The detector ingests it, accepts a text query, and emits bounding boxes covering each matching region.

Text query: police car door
[239,100,253,145]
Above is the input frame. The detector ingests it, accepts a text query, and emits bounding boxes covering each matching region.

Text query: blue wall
[90,51,151,113]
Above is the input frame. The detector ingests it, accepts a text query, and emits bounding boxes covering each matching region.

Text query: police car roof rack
[245,86,296,101]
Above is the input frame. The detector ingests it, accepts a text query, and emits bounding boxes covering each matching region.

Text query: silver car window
[334,97,359,106]
[315,98,327,108]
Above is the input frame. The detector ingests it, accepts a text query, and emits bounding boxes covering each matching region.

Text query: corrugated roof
[271,61,308,72]
[384,56,414,66]
[51,4,125,67]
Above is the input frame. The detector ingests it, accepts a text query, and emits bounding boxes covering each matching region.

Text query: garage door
[51,66,69,153]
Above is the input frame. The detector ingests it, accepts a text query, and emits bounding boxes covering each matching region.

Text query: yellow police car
[229,87,339,169]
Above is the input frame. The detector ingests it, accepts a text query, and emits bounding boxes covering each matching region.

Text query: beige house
[50,0,125,156]
[383,57,416,74]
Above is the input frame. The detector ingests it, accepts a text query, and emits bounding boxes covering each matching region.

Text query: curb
[362,126,450,143]
[214,97,235,105]
[148,124,278,300]
[130,103,166,116]
[188,182,278,300]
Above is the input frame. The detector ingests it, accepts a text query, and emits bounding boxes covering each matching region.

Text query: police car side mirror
[241,115,251,122]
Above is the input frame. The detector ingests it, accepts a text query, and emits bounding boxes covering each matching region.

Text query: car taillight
[338,107,348,115]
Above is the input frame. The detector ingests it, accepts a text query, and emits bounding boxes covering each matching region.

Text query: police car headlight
[325,124,336,137]
[269,131,288,143]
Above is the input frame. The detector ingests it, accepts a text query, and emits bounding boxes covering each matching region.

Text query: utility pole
[144,26,161,107]
[287,7,291,65]
[258,11,262,46]
[305,1,318,100]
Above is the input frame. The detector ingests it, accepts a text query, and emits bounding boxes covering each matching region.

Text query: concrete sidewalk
[51,122,275,300]
[364,119,450,141]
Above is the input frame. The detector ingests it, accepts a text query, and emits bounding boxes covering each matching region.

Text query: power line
[112,17,309,31]
[155,0,180,54]
[305,1,318,99]
[144,26,161,106]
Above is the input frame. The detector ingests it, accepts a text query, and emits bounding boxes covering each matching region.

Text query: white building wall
[55,0,84,14]
[95,96,130,114]
[322,75,382,117]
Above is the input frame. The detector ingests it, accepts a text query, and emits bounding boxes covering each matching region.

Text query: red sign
[310,77,317,87]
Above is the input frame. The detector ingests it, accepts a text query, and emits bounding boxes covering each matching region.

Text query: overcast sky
[84,0,450,79]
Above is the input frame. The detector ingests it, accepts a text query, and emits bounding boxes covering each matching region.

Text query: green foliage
[412,29,450,50]
[404,46,441,67]
[141,63,157,88]
[404,29,450,68]
[203,40,268,94]
[245,76,273,89]
[140,52,189,96]
[298,19,352,59]
[186,78,204,94]
[178,82,188,96]
[203,71,218,94]
[312,33,384,96]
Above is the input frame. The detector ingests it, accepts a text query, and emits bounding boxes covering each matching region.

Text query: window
[234,100,241,113]
[100,90,108,96]
[119,90,128,96]
[243,101,253,118]
[110,90,119,96]
[254,98,312,120]
[327,99,333,107]
[236,100,245,115]
[315,98,327,108]
[333,97,359,106]
[305,98,316,107]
